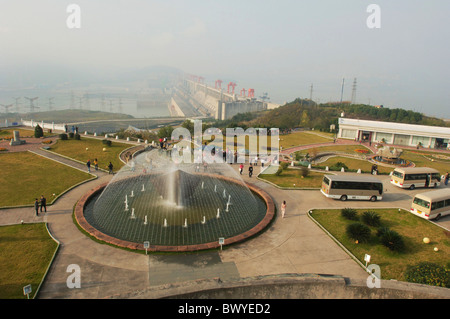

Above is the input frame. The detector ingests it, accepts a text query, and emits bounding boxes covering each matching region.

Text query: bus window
[392,171,403,179]
[413,197,430,209]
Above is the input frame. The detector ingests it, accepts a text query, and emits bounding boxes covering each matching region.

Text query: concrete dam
[168,78,280,120]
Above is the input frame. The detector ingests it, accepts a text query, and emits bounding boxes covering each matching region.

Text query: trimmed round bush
[380,229,405,252]
[362,211,381,227]
[405,262,449,288]
[74,133,81,140]
[102,139,112,147]
[68,132,74,138]
[59,133,68,140]
[346,223,371,243]
[341,208,358,221]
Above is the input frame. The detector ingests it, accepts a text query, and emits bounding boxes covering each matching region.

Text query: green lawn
[314,156,393,174]
[259,169,325,188]
[0,152,93,207]
[310,208,450,282]
[402,150,450,175]
[0,223,58,299]
[295,144,373,157]
[0,128,53,139]
[48,136,131,171]
[279,131,333,149]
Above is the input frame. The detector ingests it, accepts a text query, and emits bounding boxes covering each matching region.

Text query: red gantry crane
[227,82,237,94]
[248,88,255,98]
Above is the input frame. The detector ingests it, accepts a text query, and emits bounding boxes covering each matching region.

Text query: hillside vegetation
[213,100,449,131]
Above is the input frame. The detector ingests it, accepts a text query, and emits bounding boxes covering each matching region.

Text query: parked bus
[390,167,441,190]
[321,174,383,202]
[410,189,450,220]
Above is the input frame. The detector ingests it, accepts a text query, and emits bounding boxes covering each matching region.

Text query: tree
[34,124,44,138]
[157,125,174,139]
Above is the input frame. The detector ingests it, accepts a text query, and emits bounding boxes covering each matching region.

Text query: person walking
[108,162,114,174]
[248,163,253,178]
[445,172,449,186]
[94,158,98,171]
[86,159,91,173]
[239,163,244,175]
[34,198,40,216]
[40,195,47,213]
[281,201,286,218]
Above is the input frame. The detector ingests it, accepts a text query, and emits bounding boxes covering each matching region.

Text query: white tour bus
[321,174,383,202]
[410,189,450,220]
[390,167,441,190]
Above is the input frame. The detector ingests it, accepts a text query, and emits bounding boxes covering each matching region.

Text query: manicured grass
[314,156,393,174]
[295,144,373,156]
[401,150,450,175]
[49,136,131,171]
[0,223,58,299]
[310,208,450,282]
[279,131,333,149]
[259,168,325,188]
[0,128,53,139]
[0,152,93,207]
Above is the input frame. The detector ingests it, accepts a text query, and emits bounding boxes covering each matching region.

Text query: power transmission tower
[118,97,123,113]
[70,91,75,109]
[309,83,313,101]
[101,94,106,111]
[351,78,357,104]
[0,103,13,113]
[24,97,39,112]
[13,97,21,112]
[48,97,54,111]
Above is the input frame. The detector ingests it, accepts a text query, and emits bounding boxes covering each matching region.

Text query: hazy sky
[0,0,449,117]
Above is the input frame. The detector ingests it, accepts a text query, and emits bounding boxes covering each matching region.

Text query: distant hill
[0,109,134,124]
[236,99,450,131]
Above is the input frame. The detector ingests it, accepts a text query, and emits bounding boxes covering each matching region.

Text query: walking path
[1,138,449,299]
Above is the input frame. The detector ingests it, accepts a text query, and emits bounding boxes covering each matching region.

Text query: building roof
[339,118,450,137]
[324,174,382,183]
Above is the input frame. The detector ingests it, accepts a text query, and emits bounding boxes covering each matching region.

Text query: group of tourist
[34,195,47,216]
[86,158,114,174]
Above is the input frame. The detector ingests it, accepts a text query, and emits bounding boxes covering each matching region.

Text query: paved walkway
[1,143,449,299]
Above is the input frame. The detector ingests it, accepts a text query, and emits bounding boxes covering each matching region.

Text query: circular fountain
[372,145,411,167]
[75,149,274,252]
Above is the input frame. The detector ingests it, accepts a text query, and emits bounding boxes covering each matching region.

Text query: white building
[338,118,450,149]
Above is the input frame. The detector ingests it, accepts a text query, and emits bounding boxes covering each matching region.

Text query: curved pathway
[1,139,449,298]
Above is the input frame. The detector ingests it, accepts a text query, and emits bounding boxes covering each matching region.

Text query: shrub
[275,167,283,176]
[34,124,44,138]
[341,208,358,221]
[376,226,391,237]
[380,229,405,252]
[300,166,309,178]
[102,139,112,146]
[74,133,81,140]
[334,162,348,170]
[59,133,68,140]
[68,132,74,138]
[280,161,289,170]
[362,211,381,227]
[405,262,449,288]
[346,223,371,243]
